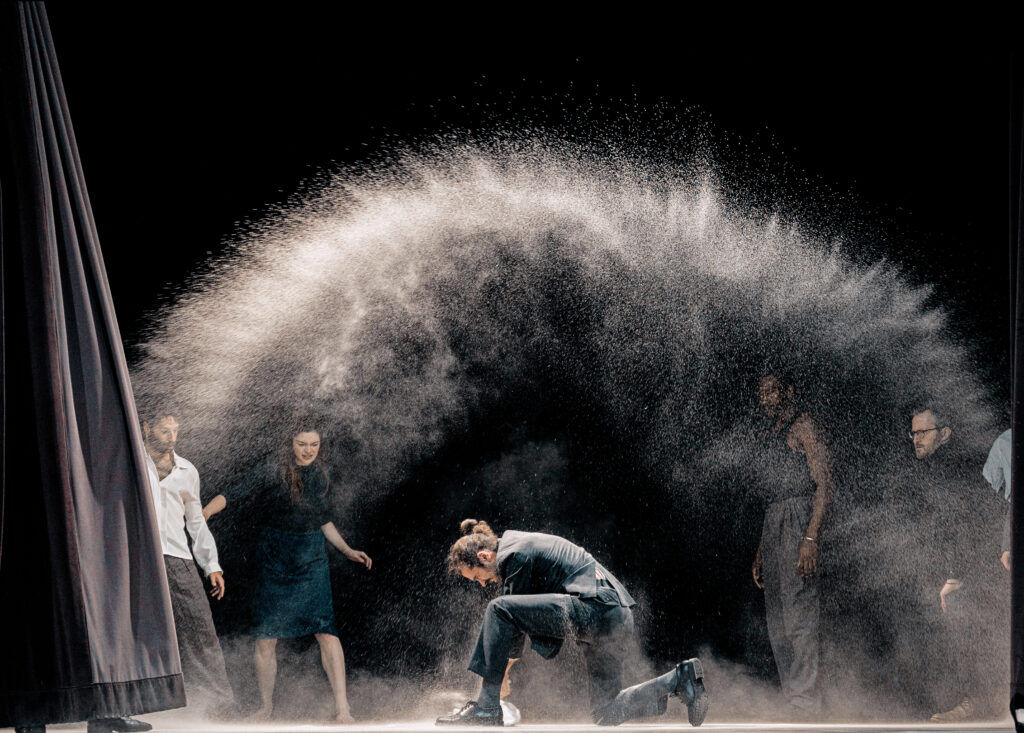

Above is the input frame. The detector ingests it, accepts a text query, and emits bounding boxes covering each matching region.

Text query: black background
[35,8,1017,718]
[43,11,1012,373]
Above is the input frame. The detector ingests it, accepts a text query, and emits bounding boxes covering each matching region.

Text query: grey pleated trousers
[163,557,234,714]
[761,496,820,711]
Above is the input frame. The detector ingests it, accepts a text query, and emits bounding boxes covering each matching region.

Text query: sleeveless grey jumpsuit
[760,415,821,711]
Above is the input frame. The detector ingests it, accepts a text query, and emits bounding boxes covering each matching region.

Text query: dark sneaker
[87,718,153,733]
[436,700,504,726]
[673,658,709,727]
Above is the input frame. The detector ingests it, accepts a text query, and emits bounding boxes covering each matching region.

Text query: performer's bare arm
[752,543,764,588]
[501,658,518,699]
[792,415,834,578]
[203,493,226,521]
[320,522,373,569]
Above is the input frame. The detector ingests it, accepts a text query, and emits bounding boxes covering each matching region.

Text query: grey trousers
[164,556,234,714]
[761,497,820,711]
[467,592,670,723]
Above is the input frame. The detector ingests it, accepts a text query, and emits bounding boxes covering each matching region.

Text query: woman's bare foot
[247,705,273,722]
[334,709,355,724]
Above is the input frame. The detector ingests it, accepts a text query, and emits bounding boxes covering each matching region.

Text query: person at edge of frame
[981,427,1012,571]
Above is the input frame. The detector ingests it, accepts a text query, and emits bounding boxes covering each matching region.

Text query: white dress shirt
[145,451,223,576]
[982,428,1012,500]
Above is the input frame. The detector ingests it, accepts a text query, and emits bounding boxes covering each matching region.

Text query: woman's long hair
[446,519,498,572]
[279,420,329,504]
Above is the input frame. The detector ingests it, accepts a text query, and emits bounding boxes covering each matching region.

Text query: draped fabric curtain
[1011,50,1023,733]
[0,2,184,726]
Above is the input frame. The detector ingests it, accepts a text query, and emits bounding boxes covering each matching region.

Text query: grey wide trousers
[164,556,234,714]
[761,496,820,711]
[467,592,673,723]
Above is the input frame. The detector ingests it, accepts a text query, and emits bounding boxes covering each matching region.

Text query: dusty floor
[15,722,1017,733]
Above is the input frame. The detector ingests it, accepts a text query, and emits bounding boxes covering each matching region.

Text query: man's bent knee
[486,596,514,619]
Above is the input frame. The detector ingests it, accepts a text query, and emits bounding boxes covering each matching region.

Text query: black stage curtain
[0,2,184,727]
[1011,50,1024,732]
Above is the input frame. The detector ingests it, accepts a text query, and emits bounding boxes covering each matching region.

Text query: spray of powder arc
[132,143,1007,721]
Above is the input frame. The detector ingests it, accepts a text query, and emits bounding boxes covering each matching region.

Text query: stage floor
[13,722,1017,733]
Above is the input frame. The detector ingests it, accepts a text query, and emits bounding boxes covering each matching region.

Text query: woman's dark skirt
[253,526,338,638]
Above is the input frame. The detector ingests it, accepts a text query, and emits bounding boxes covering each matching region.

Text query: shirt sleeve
[982,444,1006,495]
[183,467,223,575]
[938,499,963,581]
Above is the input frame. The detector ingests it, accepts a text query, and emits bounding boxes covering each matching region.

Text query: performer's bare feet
[334,709,356,724]
[930,698,973,723]
[247,706,273,722]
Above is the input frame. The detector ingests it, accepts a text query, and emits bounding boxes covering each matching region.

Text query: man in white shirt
[142,409,233,716]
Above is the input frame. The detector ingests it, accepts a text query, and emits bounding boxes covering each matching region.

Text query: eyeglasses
[908,427,941,440]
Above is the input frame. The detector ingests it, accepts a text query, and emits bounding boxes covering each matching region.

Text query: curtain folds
[0,2,184,726]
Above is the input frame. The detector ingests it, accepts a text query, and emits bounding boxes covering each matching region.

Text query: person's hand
[797,538,818,578]
[346,550,372,569]
[939,579,962,612]
[202,507,214,521]
[1002,551,1012,571]
[752,547,764,589]
[208,571,225,600]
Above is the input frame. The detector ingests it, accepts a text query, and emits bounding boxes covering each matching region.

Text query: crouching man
[437,519,708,727]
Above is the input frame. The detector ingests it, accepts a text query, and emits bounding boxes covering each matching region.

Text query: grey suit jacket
[496,530,636,607]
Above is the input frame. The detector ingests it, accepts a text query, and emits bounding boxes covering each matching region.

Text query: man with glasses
[909,406,988,722]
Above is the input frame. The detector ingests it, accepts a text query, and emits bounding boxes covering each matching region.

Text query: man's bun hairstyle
[460,518,496,536]
[447,518,499,572]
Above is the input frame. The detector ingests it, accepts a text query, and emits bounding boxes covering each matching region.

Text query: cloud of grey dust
[131,140,1008,723]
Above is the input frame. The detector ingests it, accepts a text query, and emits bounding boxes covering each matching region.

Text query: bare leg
[315,633,354,723]
[251,638,278,720]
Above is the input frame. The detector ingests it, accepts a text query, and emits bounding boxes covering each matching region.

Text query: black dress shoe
[87,717,153,733]
[436,700,503,726]
[672,658,709,727]
[15,726,45,733]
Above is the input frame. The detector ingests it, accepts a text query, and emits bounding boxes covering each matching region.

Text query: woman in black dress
[205,424,371,722]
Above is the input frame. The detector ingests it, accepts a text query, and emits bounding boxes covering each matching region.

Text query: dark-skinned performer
[752,374,834,715]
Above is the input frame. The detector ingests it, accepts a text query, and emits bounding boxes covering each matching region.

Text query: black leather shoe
[673,658,709,726]
[436,700,503,726]
[15,726,45,733]
[87,717,153,733]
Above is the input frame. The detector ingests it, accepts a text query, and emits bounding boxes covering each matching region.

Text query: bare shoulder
[790,413,824,445]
